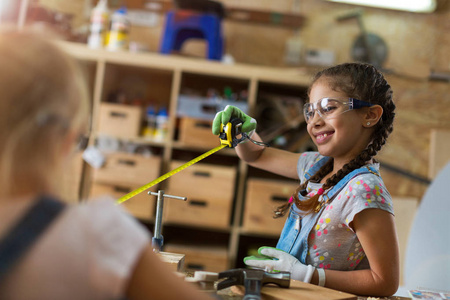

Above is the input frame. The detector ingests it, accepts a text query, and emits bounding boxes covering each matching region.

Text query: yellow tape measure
[116,144,227,204]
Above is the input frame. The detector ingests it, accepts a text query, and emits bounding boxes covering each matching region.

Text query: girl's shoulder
[339,166,394,214]
[297,152,324,180]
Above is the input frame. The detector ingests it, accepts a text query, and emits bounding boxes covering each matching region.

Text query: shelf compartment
[241,178,299,236]
[165,160,236,229]
[102,63,174,111]
[92,151,162,187]
[165,243,228,273]
[90,182,155,221]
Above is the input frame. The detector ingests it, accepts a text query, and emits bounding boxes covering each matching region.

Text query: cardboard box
[177,95,249,121]
[178,117,221,148]
[93,152,161,187]
[90,182,155,220]
[165,161,236,229]
[97,103,142,138]
[164,243,228,272]
[242,178,299,236]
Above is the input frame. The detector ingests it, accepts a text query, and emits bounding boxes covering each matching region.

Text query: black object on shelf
[174,0,225,19]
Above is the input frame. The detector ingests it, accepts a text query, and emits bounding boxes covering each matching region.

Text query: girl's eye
[322,105,338,114]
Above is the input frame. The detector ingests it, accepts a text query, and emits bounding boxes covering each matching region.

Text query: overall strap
[0,196,66,281]
[304,156,331,180]
[322,165,380,203]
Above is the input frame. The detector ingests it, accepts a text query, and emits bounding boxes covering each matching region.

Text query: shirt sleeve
[338,173,395,231]
[79,197,151,298]
[297,152,323,184]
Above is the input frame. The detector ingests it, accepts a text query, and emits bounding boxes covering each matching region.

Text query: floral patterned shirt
[298,152,394,270]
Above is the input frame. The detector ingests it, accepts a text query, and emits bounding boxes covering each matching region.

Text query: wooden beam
[121,0,306,28]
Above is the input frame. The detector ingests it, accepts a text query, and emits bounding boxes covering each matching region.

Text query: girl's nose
[309,111,325,126]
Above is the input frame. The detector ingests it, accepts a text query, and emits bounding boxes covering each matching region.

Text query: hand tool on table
[115,118,267,205]
[217,268,290,300]
[148,190,186,252]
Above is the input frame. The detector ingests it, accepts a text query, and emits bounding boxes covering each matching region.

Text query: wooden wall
[37,0,450,200]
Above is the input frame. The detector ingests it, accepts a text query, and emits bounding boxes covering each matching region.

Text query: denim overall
[276,157,379,264]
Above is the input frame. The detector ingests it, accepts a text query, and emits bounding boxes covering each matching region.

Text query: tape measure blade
[116,144,226,204]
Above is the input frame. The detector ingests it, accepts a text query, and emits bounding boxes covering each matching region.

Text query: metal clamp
[149,190,187,252]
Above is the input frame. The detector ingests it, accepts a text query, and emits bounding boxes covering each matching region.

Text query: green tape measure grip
[116,119,243,205]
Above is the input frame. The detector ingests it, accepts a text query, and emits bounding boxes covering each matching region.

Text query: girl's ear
[363,105,383,127]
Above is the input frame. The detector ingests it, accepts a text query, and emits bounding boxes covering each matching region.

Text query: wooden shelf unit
[59,41,311,269]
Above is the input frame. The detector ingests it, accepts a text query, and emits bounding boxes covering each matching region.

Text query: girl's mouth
[315,132,333,143]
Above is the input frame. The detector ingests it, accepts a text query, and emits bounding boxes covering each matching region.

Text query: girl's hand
[244,246,316,283]
[212,105,257,136]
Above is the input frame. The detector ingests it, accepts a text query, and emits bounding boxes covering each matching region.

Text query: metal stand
[149,190,187,253]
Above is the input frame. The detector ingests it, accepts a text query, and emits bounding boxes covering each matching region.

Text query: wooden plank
[217,280,357,300]
[122,0,305,28]
[429,129,450,179]
[156,251,185,272]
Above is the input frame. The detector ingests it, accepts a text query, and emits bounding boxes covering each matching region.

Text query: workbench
[211,280,412,300]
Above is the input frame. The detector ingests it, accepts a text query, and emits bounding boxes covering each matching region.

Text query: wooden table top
[214,279,357,300]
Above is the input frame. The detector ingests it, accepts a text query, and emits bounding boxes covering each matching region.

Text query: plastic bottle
[87,0,110,49]
[153,107,169,141]
[106,6,130,51]
[142,105,157,139]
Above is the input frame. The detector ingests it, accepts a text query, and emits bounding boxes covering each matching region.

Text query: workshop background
[5,0,450,286]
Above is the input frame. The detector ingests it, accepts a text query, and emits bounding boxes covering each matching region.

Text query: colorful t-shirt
[297,152,394,271]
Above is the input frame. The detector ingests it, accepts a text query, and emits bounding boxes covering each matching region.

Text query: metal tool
[217,268,290,300]
[148,190,187,252]
[116,118,265,205]
[220,118,269,148]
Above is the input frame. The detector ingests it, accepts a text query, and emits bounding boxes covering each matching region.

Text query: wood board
[216,280,357,300]
[428,129,450,179]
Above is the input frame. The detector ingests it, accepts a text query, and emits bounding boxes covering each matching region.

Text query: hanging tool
[116,118,266,205]
[149,190,186,252]
[217,268,291,300]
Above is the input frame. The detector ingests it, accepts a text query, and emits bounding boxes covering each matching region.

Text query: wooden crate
[90,182,155,220]
[178,117,221,148]
[165,161,236,229]
[164,243,228,272]
[93,152,161,187]
[242,178,299,236]
[97,103,142,138]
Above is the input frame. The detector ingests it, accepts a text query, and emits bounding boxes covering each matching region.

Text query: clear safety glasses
[303,97,374,124]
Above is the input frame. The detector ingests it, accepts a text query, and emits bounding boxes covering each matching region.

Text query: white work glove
[244,246,315,283]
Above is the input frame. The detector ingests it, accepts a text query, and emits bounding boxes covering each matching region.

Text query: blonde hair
[0,30,89,198]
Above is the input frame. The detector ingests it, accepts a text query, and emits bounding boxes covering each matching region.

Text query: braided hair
[274,62,395,217]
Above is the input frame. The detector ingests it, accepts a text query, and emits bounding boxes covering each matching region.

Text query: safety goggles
[303,97,374,124]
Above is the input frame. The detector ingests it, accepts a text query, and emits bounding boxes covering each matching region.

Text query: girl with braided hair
[212,62,399,296]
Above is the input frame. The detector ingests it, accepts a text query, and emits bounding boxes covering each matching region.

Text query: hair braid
[274,62,395,217]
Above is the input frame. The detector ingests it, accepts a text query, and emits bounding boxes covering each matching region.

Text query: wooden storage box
[93,152,161,187]
[90,182,155,220]
[164,243,228,272]
[97,103,142,138]
[165,161,236,229]
[178,117,221,148]
[242,178,299,236]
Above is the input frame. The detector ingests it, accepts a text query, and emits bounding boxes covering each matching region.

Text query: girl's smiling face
[307,78,374,167]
